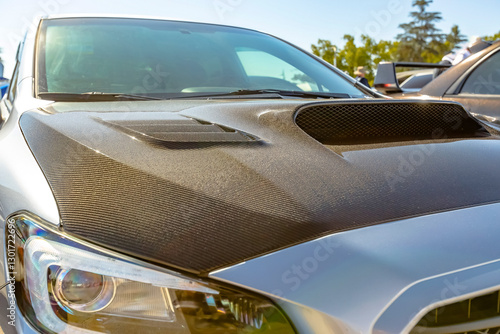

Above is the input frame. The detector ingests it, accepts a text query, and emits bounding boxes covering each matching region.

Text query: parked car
[2,15,500,334]
[397,69,434,93]
[374,41,500,123]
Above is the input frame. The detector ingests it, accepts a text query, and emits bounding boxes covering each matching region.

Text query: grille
[294,101,485,144]
[412,290,500,333]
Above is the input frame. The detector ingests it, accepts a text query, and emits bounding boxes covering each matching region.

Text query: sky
[0,0,499,77]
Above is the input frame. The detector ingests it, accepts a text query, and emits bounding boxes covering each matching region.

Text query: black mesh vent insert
[295,101,486,144]
[413,290,500,333]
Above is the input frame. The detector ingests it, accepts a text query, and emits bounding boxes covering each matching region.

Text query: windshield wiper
[172,89,352,99]
[38,92,162,101]
[231,89,352,99]
[39,90,353,101]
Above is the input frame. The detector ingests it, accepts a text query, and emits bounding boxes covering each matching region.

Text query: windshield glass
[36,18,364,99]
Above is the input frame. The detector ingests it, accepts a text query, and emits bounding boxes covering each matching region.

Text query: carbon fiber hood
[19,99,500,273]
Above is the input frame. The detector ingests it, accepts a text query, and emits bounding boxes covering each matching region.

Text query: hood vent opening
[294,101,489,145]
[99,117,260,144]
[412,289,500,334]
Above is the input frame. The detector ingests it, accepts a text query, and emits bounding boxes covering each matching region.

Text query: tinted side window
[460,51,500,95]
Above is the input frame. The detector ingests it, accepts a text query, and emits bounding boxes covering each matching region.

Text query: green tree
[370,39,400,65]
[336,35,373,80]
[420,25,467,62]
[446,25,467,51]
[312,35,398,85]
[483,31,500,42]
[311,39,337,65]
[310,2,478,84]
[396,0,446,62]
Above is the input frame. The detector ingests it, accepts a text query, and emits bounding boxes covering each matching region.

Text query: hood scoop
[98,116,260,144]
[295,100,488,145]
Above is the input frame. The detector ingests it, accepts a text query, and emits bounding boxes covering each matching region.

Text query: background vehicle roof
[419,40,500,97]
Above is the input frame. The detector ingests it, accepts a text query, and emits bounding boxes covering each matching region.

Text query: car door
[443,49,500,119]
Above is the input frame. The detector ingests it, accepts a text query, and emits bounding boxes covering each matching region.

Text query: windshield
[36,18,364,99]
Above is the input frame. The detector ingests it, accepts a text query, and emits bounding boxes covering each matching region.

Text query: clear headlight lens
[52,268,116,313]
[8,214,295,334]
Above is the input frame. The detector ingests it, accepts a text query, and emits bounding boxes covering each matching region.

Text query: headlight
[7,214,295,333]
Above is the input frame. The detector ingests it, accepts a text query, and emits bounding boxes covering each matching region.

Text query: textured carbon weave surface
[295,101,484,144]
[20,100,500,273]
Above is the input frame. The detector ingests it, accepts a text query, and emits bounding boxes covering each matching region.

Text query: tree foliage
[310,39,336,64]
[447,25,468,51]
[396,0,446,62]
[310,0,475,85]
[483,31,500,42]
[420,24,467,63]
[312,35,398,84]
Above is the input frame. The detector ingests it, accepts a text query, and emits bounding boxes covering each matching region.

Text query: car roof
[41,14,265,35]
[419,40,500,97]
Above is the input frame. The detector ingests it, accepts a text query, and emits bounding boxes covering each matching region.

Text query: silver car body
[1,16,500,334]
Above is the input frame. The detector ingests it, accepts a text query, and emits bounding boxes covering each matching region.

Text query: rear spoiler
[374,62,451,95]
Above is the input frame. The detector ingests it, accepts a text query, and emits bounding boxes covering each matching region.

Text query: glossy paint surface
[211,203,500,333]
